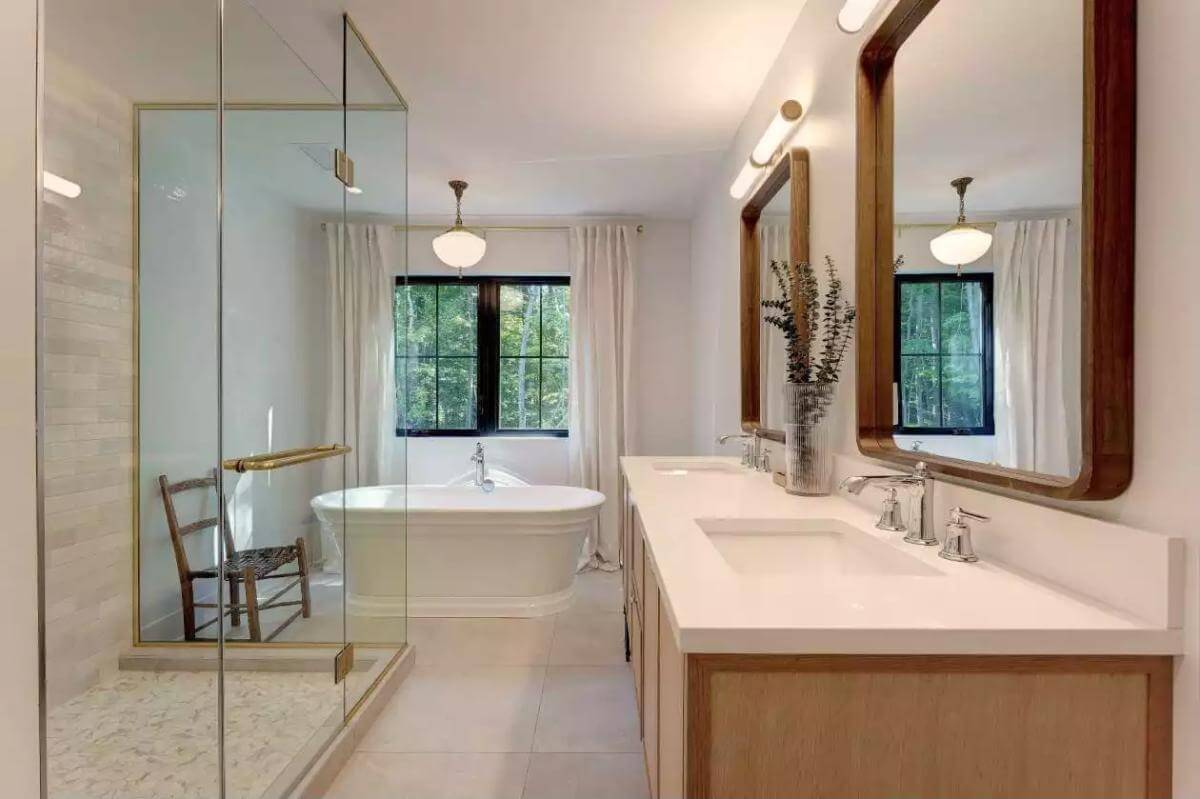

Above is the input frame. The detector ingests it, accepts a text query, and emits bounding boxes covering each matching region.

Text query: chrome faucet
[469,442,495,493]
[718,432,756,469]
[717,431,770,472]
[839,461,937,546]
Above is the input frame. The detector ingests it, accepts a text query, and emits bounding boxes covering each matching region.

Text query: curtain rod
[894,221,998,230]
[399,223,645,234]
[319,222,645,233]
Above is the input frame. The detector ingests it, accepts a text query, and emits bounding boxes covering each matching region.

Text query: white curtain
[758,222,789,427]
[568,225,636,570]
[992,217,1078,476]
[324,223,398,488]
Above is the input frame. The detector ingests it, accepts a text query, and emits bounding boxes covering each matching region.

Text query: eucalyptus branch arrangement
[761,256,857,385]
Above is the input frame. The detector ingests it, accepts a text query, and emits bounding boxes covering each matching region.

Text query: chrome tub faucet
[470,442,495,492]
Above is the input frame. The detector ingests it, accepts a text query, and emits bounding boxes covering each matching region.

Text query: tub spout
[470,442,487,488]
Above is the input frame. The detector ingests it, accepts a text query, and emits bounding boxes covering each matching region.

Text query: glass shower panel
[219,1,348,792]
[42,0,222,797]
[342,18,410,714]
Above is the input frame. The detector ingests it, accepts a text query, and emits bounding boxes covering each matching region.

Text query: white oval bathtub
[311,484,605,617]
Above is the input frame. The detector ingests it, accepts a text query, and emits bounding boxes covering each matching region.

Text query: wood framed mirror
[855,0,1134,499]
[740,147,809,442]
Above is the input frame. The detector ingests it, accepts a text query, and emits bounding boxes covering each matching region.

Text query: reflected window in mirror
[894,274,994,440]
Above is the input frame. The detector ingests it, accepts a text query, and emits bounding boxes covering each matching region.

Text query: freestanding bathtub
[311,484,605,617]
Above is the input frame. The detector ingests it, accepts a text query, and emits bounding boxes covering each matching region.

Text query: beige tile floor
[327,569,651,799]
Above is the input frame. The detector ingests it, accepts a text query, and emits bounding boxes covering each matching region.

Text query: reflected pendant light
[432,179,487,275]
[929,176,993,272]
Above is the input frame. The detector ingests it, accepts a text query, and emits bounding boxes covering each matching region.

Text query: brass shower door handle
[222,444,351,473]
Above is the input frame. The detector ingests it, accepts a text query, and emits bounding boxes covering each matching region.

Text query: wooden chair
[158,470,312,642]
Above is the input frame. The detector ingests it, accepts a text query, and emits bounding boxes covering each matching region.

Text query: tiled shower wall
[40,57,135,706]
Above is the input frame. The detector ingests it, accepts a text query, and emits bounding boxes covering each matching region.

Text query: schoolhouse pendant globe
[433,180,487,272]
[930,176,993,268]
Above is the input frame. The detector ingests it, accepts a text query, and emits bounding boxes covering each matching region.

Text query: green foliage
[397,281,570,432]
[897,278,985,429]
[761,257,856,385]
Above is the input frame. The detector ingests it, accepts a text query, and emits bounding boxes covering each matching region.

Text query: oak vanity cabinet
[619,498,1172,799]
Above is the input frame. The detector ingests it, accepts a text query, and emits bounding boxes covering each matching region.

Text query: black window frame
[893,272,995,436]
[395,275,570,438]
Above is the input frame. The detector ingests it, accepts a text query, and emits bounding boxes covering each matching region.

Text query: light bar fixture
[43,171,81,199]
[837,0,885,33]
[729,100,804,200]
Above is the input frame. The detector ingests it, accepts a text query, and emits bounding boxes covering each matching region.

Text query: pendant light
[432,180,487,274]
[929,176,992,270]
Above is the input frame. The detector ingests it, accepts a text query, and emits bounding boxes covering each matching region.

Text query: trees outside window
[396,276,570,436]
[894,273,994,435]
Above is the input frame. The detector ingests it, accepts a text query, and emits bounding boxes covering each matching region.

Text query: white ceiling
[893,0,1083,217]
[251,0,807,219]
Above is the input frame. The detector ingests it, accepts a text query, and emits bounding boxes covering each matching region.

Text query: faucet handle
[873,486,906,532]
[940,506,987,562]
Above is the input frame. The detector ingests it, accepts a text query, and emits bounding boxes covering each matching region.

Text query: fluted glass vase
[783,382,836,495]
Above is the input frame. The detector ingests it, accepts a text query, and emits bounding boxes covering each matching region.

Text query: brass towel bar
[222,444,351,473]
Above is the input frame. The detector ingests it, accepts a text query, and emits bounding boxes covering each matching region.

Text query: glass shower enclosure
[38,2,407,796]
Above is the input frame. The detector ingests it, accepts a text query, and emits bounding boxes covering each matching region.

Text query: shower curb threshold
[285,643,416,799]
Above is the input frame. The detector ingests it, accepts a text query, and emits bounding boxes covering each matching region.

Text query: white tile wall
[41,56,134,707]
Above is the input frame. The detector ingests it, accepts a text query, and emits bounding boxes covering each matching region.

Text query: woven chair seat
[193,546,299,580]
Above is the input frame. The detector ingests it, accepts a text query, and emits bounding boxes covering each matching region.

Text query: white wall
[402,217,693,486]
[0,1,43,794]
[138,109,335,640]
[687,0,1200,793]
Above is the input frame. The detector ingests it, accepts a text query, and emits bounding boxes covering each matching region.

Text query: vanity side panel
[687,655,1167,799]
[643,563,661,799]
[658,609,686,799]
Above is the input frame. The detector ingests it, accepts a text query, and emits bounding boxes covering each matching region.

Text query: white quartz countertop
[621,456,1183,656]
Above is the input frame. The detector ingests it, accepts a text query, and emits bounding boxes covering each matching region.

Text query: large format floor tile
[532,666,641,753]
[410,617,556,666]
[326,752,529,799]
[522,753,651,799]
[358,665,546,753]
[569,569,624,613]
[548,612,626,665]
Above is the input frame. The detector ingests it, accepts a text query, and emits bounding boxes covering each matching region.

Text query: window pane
[898,282,939,354]
[940,281,984,355]
[399,284,437,356]
[437,357,477,429]
[941,355,984,428]
[900,355,940,427]
[500,357,540,428]
[541,359,569,429]
[437,284,478,356]
[400,357,436,430]
[542,285,570,357]
[500,284,541,357]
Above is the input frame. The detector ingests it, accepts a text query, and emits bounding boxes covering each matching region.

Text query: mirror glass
[891,0,1083,478]
[758,180,791,432]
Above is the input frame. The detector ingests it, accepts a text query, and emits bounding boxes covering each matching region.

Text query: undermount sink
[696,517,941,577]
[652,460,742,475]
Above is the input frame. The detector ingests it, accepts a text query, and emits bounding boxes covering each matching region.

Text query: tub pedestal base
[349,585,575,618]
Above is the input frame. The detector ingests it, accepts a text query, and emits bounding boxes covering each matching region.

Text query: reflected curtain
[992,217,1076,476]
[324,223,398,488]
[568,224,637,570]
[758,222,789,427]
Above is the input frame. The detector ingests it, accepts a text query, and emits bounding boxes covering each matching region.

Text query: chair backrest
[158,470,236,583]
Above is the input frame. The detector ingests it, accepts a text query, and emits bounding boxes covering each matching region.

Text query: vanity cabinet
[619,502,1172,799]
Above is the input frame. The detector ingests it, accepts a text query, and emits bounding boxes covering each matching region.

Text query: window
[395,276,570,436]
[894,274,994,435]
